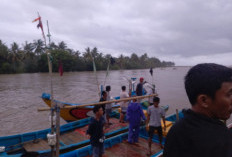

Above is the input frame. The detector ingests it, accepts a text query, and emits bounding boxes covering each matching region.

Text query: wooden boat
[41,92,125,122]
[52,110,183,157]
[41,90,152,122]
[0,111,128,157]
[0,104,171,157]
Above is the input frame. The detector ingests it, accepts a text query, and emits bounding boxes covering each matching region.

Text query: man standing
[99,91,107,117]
[136,77,146,102]
[105,86,112,126]
[87,105,105,157]
[136,77,145,96]
[146,97,166,155]
[119,86,129,123]
[127,98,146,144]
[163,63,232,157]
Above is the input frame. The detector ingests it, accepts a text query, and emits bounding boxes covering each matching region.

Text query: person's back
[127,99,146,144]
[120,90,129,108]
[163,63,232,157]
[127,101,145,126]
[105,85,112,110]
[148,105,164,127]
[119,86,129,123]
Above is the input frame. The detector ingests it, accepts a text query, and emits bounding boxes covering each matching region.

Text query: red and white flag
[32,14,46,43]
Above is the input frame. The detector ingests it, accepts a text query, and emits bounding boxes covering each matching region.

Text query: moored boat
[0,104,170,157]
[56,110,183,157]
[0,111,128,156]
[41,90,152,122]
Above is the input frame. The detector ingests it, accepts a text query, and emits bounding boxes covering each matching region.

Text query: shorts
[148,126,162,138]
[92,144,104,157]
[106,108,112,116]
[121,107,127,114]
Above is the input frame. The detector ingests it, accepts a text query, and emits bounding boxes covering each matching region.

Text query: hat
[140,77,144,81]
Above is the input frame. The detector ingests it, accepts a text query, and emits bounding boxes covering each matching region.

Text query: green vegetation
[0,39,175,74]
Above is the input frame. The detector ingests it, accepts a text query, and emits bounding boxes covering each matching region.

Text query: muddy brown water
[0,67,231,136]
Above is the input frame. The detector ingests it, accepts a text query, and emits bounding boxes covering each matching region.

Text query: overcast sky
[1,0,232,66]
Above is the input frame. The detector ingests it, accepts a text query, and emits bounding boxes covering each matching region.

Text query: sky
[1,0,232,66]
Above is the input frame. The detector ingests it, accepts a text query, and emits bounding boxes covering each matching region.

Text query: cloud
[0,0,232,66]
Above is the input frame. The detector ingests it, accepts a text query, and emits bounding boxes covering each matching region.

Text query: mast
[46,20,60,157]
[34,12,59,157]
[46,20,55,157]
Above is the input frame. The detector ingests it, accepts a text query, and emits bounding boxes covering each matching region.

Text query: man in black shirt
[87,105,105,157]
[136,77,144,96]
[163,63,232,157]
[99,91,107,115]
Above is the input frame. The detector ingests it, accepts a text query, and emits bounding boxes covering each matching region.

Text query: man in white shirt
[119,86,129,123]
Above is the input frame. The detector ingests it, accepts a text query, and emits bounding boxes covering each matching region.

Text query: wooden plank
[60,118,128,145]
[23,139,51,152]
[60,131,87,145]
[86,137,162,157]
[76,118,128,135]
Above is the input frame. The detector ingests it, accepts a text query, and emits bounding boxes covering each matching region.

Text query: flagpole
[33,12,57,157]
[45,20,56,157]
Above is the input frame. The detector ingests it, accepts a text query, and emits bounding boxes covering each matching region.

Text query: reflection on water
[0,67,230,136]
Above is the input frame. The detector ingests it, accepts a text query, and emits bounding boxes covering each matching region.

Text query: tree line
[0,39,175,74]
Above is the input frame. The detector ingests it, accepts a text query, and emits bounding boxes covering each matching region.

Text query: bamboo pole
[38,94,158,111]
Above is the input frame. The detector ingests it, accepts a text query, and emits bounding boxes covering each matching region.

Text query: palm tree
[58,41,67,50]
[8,42,22,72]
[33,39,45,55]
[0,40,8,62]
[23,41,35,59]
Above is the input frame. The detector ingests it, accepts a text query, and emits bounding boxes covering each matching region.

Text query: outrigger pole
[38,94,158,111]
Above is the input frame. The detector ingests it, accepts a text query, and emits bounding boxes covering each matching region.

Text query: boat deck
[23,117,128,152]
[86,137,162,157]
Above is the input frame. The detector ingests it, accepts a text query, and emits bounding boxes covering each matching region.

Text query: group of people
[86,77,165,157]
[86,63,232,157]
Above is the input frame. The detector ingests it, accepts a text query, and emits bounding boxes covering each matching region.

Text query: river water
[0,67,230,136]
